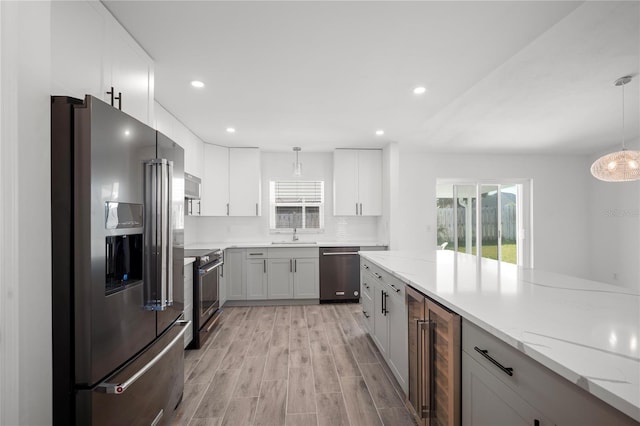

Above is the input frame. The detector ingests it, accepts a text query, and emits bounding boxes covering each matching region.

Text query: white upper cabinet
[229,148,261,217]
[51,1,155,126]
[51,1,106,100]
[201,144,230,216]
[155,101,204,178]
[333,149,382,216]
[105,18,154,126]
[201,146,260,216]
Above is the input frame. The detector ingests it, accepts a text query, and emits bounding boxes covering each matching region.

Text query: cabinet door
[386,289,408,393]
[106,18,154,126]
[357,149,382,216]
[246,259,267,299]
[201,144,229,216]
[361,291,374,333]
[225,249,245,300]
[229,148,261,216]
[267,259,293,299]
[462,352,545,426]
[333,149,359,216]
[51,1,107,100]
[293,258,319,299]
[372,282,389,357]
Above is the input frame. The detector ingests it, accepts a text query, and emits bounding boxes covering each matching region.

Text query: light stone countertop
[358,249,640,423]
[185,241,388,250]
[184,257,195,266]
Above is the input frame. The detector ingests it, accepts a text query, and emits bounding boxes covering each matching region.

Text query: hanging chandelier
[590,75,640,182]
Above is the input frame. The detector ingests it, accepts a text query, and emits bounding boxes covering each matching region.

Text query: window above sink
[269,180,325,232]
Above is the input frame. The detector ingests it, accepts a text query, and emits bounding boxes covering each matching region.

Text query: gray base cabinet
[267,258,294,299]
[246,258,267,299]
[225,247,319,301]
[360,258,408,394]
[225,249,246,300]
[183,263,193,348]
[462,319,639,426]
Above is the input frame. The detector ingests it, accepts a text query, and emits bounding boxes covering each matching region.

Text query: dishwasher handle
[322,252,359,256]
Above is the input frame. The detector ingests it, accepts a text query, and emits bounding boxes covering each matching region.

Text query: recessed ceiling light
[413,86,426,95]
[191,80,205,88]
[375,130,384,136]
[226,127,236,133]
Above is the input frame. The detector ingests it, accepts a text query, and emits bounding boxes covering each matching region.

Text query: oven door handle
[96,320,190,394]
[199,260,223,275]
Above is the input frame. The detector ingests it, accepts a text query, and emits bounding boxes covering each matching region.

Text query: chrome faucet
[292,228,299,241]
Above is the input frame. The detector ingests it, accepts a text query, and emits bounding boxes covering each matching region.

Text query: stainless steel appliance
[51,95,189,425]
[184,172,201,216]
[319,247,360,302]
[185,248,223,349]
[406,285,461,426]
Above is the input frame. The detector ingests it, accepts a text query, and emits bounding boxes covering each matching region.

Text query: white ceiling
[103,1,639,154]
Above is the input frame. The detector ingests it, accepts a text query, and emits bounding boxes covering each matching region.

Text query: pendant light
[292,147,302,176]
[591,76,640,182]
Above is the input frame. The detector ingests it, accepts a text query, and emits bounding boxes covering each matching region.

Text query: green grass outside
[446,243,517,264]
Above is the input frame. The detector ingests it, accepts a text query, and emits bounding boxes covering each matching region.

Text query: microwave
[185,173,201,199]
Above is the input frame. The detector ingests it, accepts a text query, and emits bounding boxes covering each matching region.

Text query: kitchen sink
[271,241,317,245]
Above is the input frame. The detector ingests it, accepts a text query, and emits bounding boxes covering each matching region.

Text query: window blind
[272,181,324,204]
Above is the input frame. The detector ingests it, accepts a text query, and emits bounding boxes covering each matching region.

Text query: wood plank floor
[173,303,417,426]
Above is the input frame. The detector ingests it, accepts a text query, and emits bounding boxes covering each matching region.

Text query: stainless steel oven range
[184,248,223,349]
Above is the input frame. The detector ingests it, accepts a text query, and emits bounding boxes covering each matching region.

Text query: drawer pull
[363,310,370,318]
[373,272,382,279]
[474,346,514,377]
[363,264,369,269]
[390,284,400,293]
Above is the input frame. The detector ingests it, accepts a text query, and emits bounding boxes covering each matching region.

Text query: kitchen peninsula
[359,250,640,425]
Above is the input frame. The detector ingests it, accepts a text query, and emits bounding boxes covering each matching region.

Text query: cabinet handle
[363,311,370,318]
[226,203,229,216]
[255,203,258,216]
[534,421,540,426]
[290,259,292,272]
[294,259,297,273]
[474,346,514,377]
[249,253,264,256]
[373,272,382,279]
[263,259,266,273]
[115,91,122,110]
[106,86,115,106]
[355,202,358,215]
[363,264,369,270]
[390,284,400,293]
[417,319,434,419]
[197,201,201,216]
[220,264,224,277]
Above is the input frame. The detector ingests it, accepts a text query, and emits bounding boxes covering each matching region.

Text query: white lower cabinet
[360,259,408,394]
[246,259,267,299]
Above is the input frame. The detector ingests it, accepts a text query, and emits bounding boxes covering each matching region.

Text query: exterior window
[269,181,324,231]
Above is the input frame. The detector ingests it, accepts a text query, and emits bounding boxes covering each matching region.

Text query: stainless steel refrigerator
[51,95,188,425]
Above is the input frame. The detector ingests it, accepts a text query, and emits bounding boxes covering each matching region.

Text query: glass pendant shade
[591,149,640,182]
[591,76,639,182]
[292,147,302,176]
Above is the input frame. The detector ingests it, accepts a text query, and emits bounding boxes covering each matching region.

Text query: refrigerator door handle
[96,320,190,394]
[144,158,174,311]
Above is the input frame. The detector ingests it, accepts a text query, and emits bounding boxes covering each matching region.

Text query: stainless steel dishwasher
[319,247,361,302]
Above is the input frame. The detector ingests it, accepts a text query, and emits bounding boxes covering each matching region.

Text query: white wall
[587,149,640,290]
[0,1,52,424]
[396,149,592,279]
[185,150,381,244]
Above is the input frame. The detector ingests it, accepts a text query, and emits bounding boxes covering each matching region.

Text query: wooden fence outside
[437,204,517,243]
